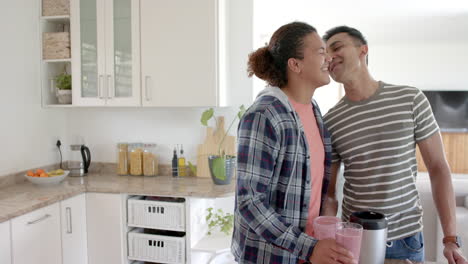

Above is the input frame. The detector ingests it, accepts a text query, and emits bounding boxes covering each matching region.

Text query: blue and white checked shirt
[231,87,332,264]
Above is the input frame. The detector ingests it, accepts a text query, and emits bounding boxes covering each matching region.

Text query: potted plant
[55,71,72,104]
[201,105,246,185]
[206,207,234,236]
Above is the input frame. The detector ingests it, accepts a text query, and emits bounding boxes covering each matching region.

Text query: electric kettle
[350,211,388,264]
[68,144,91,176]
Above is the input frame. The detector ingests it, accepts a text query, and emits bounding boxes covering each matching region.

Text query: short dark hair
[322,25,367,46]
[247,22,317,88]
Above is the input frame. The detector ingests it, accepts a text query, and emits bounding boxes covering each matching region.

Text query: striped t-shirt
[323,81,439,241]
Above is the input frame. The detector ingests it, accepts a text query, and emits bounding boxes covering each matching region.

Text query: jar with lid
[129,143,143,176]
[143,143,159,176]
[117,143,128,175]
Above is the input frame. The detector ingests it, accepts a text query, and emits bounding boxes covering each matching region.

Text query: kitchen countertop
[0,172,235,223]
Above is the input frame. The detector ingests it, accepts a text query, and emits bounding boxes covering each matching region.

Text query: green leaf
[55,73,72,90]
[237,105,246,119]
[212,157,226,180]
[188,161,197,176]
[200,108,214,126]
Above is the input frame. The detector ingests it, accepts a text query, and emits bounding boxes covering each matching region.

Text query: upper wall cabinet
[71,0,141,106]
[140,0,217,107]
[63,0,252,107]
[140,0,253,107]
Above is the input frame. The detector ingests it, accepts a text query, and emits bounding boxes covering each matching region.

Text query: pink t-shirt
[289,98,325,237]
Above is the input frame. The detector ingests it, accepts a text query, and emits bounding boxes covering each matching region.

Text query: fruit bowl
[24,170,70,186]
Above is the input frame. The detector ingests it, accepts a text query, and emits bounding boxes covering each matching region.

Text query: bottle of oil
[178,144,186,176]
[172,146,178,177]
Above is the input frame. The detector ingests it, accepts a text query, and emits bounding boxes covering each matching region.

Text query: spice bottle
[178,144,186,176]
[172,146,178,177]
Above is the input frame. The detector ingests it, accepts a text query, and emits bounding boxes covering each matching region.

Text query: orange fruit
[27,170,34,177]
[36,169,45,174]
[40,173,49,177]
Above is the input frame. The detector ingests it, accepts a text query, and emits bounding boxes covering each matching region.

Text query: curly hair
[247,22,317,88]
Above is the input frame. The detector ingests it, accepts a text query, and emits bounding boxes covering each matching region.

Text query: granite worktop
[0,169,235,223]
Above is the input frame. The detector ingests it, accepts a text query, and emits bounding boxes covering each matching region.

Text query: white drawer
[127,196,185,232]
[128,228,185,264]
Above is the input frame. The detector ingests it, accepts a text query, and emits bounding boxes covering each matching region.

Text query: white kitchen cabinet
[11,203,62,264]
[0,221,11,264]
[140,0,253,107]
[140,0,218,107]
[71,0,141,106]
[61,193,88,264]
[86,192,124,264]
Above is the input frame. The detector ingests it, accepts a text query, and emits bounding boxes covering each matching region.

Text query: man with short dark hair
[322,25,467,264]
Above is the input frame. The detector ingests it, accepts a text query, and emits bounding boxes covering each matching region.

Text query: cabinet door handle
[145,76,151,101]
[66,207,73,234]
[27,214,51,225]
[107,74,114,99]
[98,75,104,99]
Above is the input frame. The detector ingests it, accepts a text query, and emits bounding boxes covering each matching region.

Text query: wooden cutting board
[196,116,236,177]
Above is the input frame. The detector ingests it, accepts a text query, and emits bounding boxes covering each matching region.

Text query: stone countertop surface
[0,172,235,223]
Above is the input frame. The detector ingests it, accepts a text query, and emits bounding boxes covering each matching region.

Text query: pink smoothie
[313,216,341,240]
[335,227,362,261]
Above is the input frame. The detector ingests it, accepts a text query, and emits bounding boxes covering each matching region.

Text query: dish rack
[127,196,186,264]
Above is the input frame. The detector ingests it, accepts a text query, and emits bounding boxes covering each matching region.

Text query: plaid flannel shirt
[231,87,332,264]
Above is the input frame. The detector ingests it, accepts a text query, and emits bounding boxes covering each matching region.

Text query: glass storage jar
[129,143,143,176]
[117,143,128,175]
[143,143,158,176]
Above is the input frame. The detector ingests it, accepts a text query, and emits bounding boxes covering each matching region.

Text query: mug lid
[349,211,388,230]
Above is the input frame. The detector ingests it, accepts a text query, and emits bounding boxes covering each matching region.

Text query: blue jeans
[385,232,425,262]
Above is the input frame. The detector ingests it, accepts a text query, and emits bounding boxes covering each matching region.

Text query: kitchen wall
[0,0,67,177]
[66,107,241,164]
[371,42,468,91]
[254,1,468,94]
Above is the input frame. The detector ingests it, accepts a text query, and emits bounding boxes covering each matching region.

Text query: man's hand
[309,239,357,264]
[444,243,468,264]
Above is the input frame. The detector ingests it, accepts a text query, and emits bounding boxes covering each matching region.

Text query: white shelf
[192,233,231,254]
[43,104,73,108]
[43,58,71,63]
[41,15,70,23]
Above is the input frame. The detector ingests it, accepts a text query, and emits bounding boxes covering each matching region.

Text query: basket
[42,0,70,16]
[128,229,185,264]
[43,32,70,60]
[127,196,186,232]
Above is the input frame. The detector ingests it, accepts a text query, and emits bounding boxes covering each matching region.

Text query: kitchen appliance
[350,211,388,264]
[68,144,91,176]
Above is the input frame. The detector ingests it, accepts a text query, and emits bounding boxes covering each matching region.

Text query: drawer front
[128,231,185,264]
[11,203,62,264]
[128,198,185,231]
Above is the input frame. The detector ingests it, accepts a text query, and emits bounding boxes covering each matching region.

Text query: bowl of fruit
[24,169,70,186]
